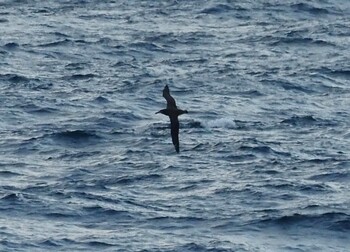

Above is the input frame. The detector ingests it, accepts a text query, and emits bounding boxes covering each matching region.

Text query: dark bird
[156,85,188,153]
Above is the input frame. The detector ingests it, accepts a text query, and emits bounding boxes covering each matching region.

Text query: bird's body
[156,85,188,153]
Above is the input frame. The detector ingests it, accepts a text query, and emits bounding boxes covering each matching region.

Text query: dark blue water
[1,1,349,251]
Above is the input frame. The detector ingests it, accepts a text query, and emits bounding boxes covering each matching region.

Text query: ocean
[0,0,349,251]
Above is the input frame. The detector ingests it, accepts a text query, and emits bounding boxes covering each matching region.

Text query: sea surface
[1,0,349,251]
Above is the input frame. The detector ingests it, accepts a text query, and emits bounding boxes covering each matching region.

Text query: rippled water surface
[1,1,350,251]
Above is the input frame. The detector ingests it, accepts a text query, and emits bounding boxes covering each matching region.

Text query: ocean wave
[280,115,337,127]
[84,241,115,248]
[113,173,162,185]
[200,4,234,15]
[205,118,236,129]
[38,238,76,248]
[182,120,203,129]
[165,58,208,66]
[38,239,61,247]
[239,144,290,157]
[0,73,30,83]
[44,212,78,219]
[190,142,210,152]
[1,193,22,201]
[37,39,73,47]
[291,3,331,15]
[263,181,331,193]
[82,205,133,219]
[27,107,58,114]
[309,171,350,182]
[148,215,205,224]
[223,154,257,162]
[280,115,317,125]
[153,31,215,45]
[65,62,90,70]
[130,41,171,53]
[93,96,110,104]
[270,37,334,47]
[65,73,97,80]
[52,130,100,140]
[0,170,21,177]
[327,69,350,78]
[261,79,314,94]
[0,73,52,91]
[3,42,19,49]
[154,242,251,252]
[259,212,350,232]
[40,238,117,250]
[43,130,103,148]
[57,150,103,160]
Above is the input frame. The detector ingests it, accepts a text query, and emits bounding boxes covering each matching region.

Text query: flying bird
[156,85,188,153]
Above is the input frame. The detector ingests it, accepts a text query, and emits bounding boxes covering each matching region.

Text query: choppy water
[1,0,350,251]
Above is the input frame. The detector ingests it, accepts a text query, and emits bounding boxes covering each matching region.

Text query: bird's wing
[163,85,177,109]
[170,116,179,153]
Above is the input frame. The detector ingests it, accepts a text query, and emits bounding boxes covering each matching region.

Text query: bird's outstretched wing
[163,85,177,109]
[170,116,179,153]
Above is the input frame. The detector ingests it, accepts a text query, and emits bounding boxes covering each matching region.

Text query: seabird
[156,85,188,153]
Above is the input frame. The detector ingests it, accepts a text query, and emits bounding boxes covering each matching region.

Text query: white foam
[205,118,236,129]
